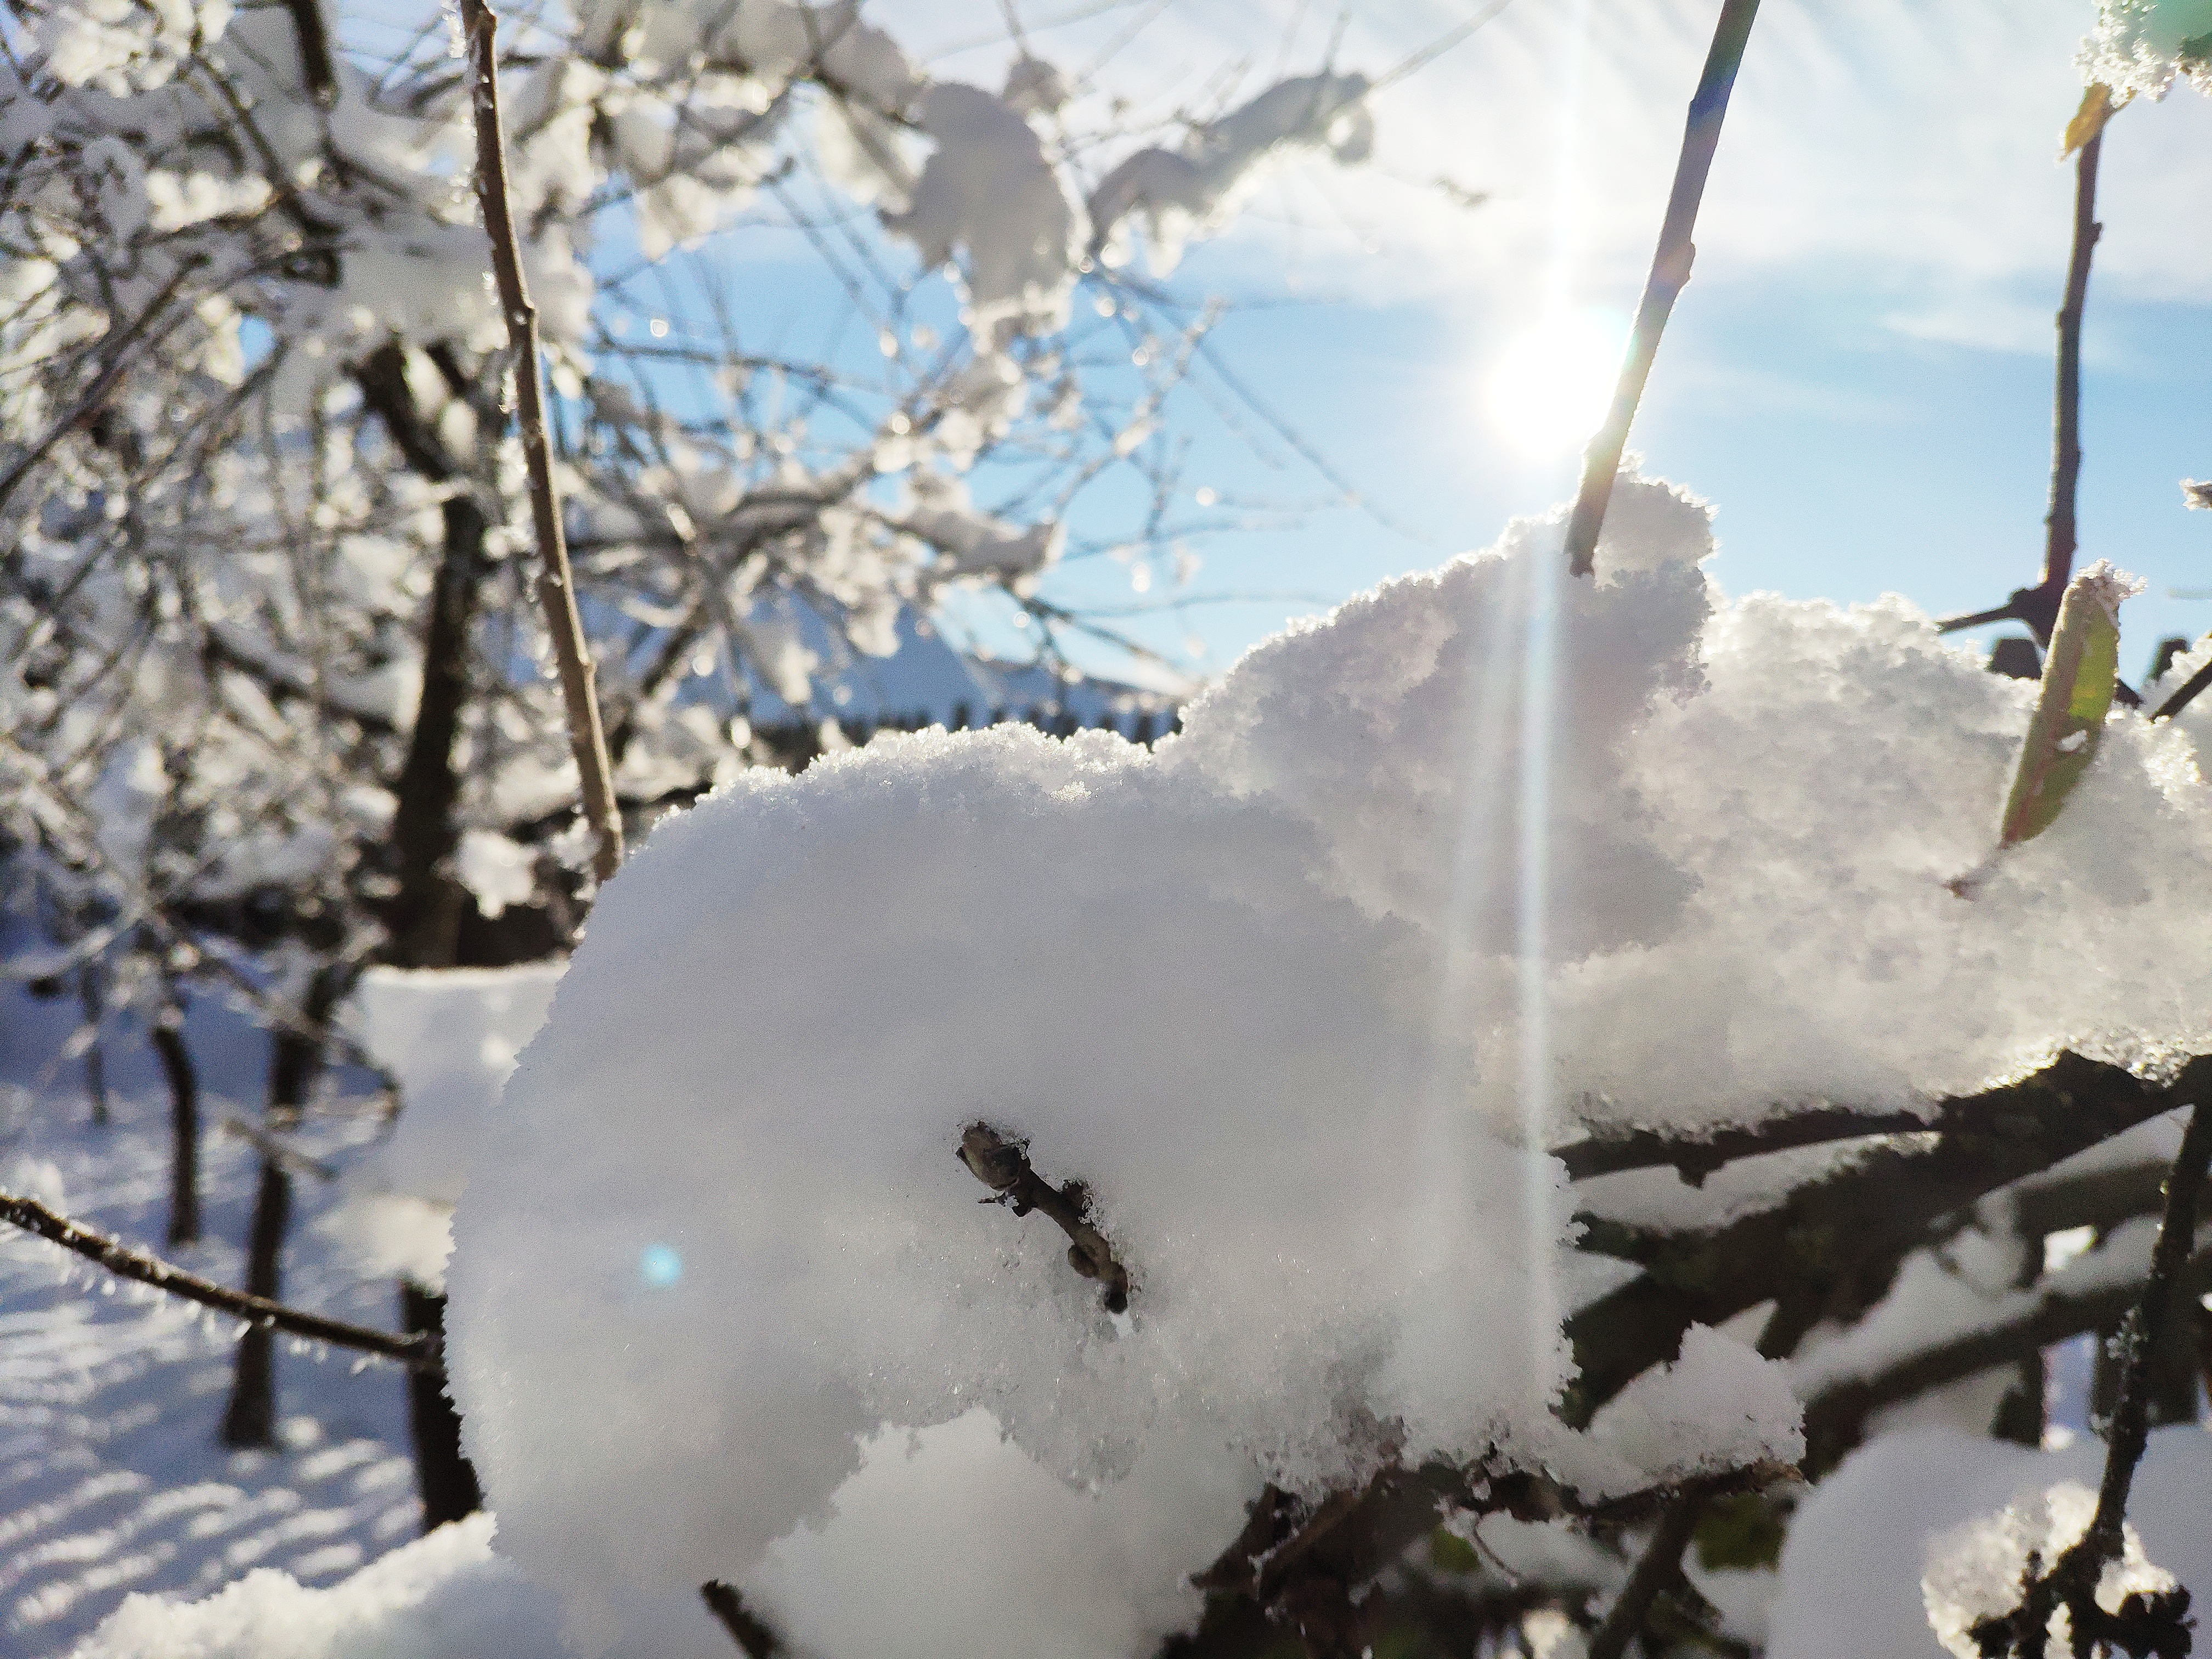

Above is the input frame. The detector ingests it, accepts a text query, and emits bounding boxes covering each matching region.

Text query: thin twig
[0,1189,438,1372]
[461,0,625,885]
[1564,0,1761,578]
[221,1114,339,1182]
[2150,654,2212,723]
[1934,132,2104,645]
[702,1581,780,1657]
[957,1122,1131,1313]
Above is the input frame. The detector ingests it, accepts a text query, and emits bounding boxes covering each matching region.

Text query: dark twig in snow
[2151,656,2212,723]
[280,0,338,105]
[1585,1493,1709,1659]
[1563,0,1761,578]
[957,1122,1132,1313]
[702,1580,780,1657]
[1963,1100,2211,1659]
[0,1189,439,1373]
[461,0,625,885]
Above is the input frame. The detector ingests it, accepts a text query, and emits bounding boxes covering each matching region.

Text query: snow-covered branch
[0,1188,437,1371]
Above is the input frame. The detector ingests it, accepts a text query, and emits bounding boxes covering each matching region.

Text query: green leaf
[1997,563,2140,849]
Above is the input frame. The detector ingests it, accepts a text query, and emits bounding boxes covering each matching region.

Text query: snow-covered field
[0,986,419,1657]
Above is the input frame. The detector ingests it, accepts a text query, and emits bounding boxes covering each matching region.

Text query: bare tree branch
[1563,0,1761,578]
[461,0,625,885]
[0,1189,438,1372]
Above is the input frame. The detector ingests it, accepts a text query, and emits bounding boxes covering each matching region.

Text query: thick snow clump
[321,964,563,1291]
[2080,0,2212,98]
[447,467,2212,1651]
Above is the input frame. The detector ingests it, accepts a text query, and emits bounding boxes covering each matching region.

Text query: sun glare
[1485,308,1625,459]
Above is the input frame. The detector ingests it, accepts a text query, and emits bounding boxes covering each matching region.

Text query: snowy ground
[0,983,421,1658]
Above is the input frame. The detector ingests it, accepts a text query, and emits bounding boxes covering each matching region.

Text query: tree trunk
[220,1157,291,1447]
[222,966,342,1448]
[153,994,198,1247]
[356,344,487,970]
[400,1283,483,1528]
[78,960,107,1126]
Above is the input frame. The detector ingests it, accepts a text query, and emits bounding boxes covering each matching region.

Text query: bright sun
[1485,308,1627,459]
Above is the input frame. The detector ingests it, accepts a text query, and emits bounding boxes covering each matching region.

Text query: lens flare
[640,1243,683,1288]
[1485,308,1624,459]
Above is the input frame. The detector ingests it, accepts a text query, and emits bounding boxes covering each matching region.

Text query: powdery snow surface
[1769,1426,2212,1659]
[2080,0,2212,98]
[0,992,422,1655]
[319,966,563,1293]
[66,1514,565,1659]
[448,471,1934,1649]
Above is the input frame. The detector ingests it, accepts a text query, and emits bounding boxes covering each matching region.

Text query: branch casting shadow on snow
[0,1189,437,1373]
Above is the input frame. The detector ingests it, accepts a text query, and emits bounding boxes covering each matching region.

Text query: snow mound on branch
[1769,1426,2212,1659]
[321,964,562,1291]
[449,463,2212,1646]
[452,470,1796,1649]
[65,1515,567,1658]
[2080,0,2212,99]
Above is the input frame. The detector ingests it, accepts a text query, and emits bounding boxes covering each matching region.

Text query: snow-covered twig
[957,1122,1131,1313]
[460,0,624,887]
[1556,1048,2191,1184]
[1567,1052,2212,1420]
[0,1190,437,1372]
[1563,0,1762,578]
[1963,1101,2211,1659]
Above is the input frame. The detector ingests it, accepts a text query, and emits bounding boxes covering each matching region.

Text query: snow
[321,967,563,1294]
[445,470,1823,1648]
[883,83,1079,335]
[0,988,424,1652]
[1769,1425,2212,1659]
[2081,0,2212,98]
[65,1515,565,1659]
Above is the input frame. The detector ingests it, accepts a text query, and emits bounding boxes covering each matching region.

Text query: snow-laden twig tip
[957,1122,1132,1313]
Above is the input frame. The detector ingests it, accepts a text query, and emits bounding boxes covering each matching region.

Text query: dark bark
[223,966,342,1447]
[78,961,106,1126]
[400,1284,482,1528]
[702,1582,780,1657]
[355,345,487,970]
[221,1158,292,1447]
[152,997,199,1247]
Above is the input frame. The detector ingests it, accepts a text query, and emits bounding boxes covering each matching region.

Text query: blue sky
[892,0,2212,689]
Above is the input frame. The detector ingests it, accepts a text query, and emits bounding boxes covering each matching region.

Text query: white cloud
[899,0,2212,312]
